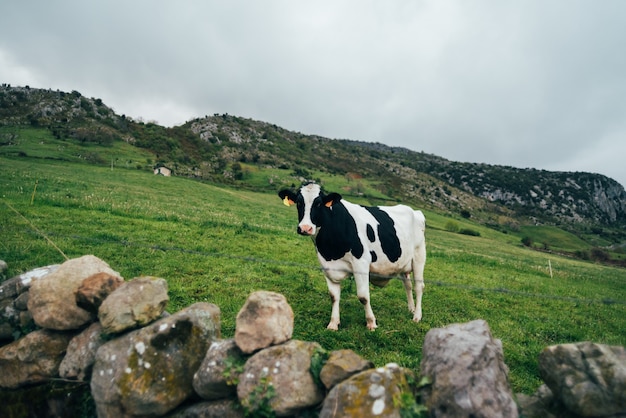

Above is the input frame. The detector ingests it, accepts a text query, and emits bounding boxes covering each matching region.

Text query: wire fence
[9,226,626,307]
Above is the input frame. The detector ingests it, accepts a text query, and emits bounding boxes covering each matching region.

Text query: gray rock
[539,341,626,417]
[91,302,221,418]
[0,329,75,389]
[320,363,415,418]
[28,256,118,330]
[420,319,518,417]
[98,276,169,335]
[235,291,294,354]
[320,349,374,390]
[59,321,105,381]
[237,340,325,417]
[193,338,245,400]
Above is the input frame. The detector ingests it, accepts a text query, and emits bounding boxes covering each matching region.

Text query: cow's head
[278,182,342,236]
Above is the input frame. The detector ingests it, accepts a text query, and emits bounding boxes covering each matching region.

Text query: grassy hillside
[2,154,625,396]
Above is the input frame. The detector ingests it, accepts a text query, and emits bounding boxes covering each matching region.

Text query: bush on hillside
[459,228,481,237]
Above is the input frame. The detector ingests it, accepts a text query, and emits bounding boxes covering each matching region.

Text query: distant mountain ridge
[2,84,625,230]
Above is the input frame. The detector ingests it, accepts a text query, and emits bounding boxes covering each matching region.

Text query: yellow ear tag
[325,200,333,208]
[283,196,293,206]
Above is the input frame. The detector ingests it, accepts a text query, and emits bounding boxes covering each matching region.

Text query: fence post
[548,259,553,278]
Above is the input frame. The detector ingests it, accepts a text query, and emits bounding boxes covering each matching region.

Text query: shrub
[591,248,610,262]
[459,228,480,237]
[521,236,533,247]
[445,221,460,233]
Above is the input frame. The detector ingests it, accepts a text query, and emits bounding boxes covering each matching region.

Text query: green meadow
[1,155,625,395]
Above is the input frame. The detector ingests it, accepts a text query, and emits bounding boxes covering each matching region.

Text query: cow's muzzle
[298,224,315,236]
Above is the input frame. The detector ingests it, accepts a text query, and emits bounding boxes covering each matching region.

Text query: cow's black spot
[366,224,375,242]
[364,206,402,262]
[370,251,378,262]
[315,201,364,261]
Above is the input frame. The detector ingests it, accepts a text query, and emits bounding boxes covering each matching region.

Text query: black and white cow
[279,182,426,330]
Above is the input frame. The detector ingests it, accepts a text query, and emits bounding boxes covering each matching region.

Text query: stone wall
[1,255,625,417]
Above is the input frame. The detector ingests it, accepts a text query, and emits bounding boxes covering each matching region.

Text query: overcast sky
[2,1,626,187]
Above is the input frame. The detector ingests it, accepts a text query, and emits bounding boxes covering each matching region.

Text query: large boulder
[420,319,518,417]
[91,302,221,418]
[237,340,325,417]
[0,329,75,389]
[319,363,416,418]
[98,276,169,335]
[27,255,120,330]
[539,341,626,417]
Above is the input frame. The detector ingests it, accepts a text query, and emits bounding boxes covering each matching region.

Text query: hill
[1,84,626,261]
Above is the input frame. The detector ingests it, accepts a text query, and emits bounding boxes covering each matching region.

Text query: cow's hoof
[327,322,340,331]
[366,321,378,331]
[412,314,422,323]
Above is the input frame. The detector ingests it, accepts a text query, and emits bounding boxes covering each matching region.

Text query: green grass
[518,225,591,252]
[0,126,155,168]
[237,162,393,201]
[1,155,625,396]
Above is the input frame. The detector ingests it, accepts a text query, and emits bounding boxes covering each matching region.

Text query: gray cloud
[2,0,625,187]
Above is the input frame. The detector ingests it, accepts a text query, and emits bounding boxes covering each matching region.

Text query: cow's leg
[354,273,377,330]
[325,277,341,331]
[412,243,426,323]
[401,272,415,313]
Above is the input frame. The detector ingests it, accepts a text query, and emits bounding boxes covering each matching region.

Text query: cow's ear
[323,192,342,208]
[278,190,296,207]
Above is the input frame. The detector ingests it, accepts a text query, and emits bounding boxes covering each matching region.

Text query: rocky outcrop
[1,256,626,417]
[443,165,626,225]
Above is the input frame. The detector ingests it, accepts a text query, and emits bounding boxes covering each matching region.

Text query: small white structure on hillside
[154,166,172,176]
